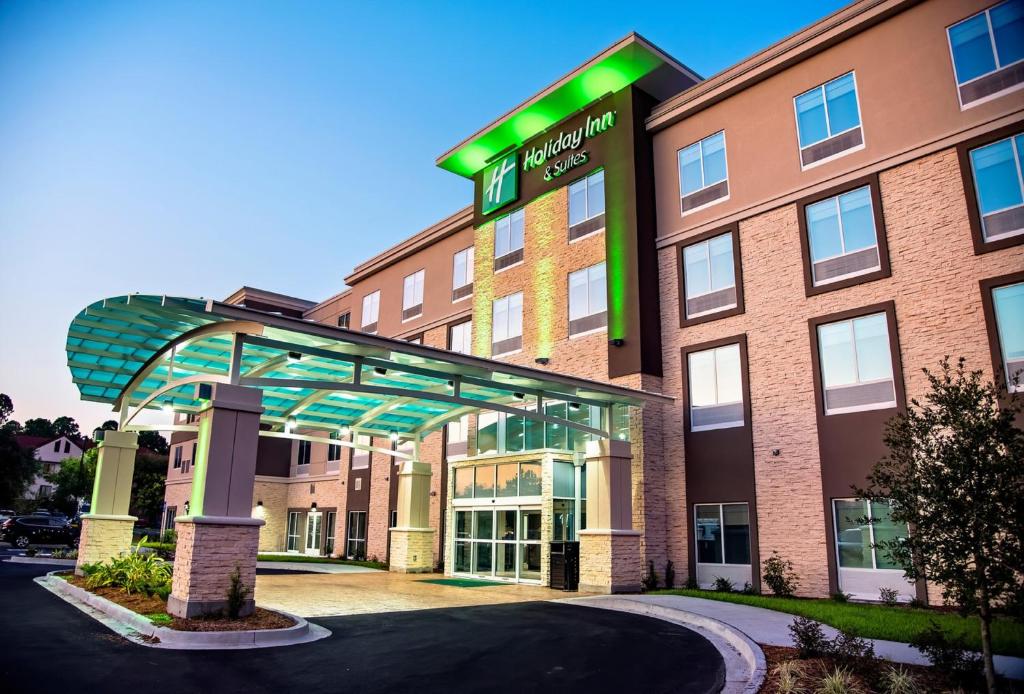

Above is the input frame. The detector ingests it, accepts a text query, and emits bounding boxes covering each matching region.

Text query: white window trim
[683,233,737,317]
[361,291,380,331]
[491,293,523,354]
[807,187,882,283]
[820,315,897,415]
[792,71,865,171]
[453,246,474,292]
[947,3,1024,109]
[568,263,607,335]
[971,134,1024,241]
[831,498,908,573]
[992,282,1024,393]
[402,269,425,320]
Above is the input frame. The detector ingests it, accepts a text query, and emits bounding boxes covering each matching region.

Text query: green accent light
[188,409,213,517]
[437,42,664,178]
[480,153,518,215]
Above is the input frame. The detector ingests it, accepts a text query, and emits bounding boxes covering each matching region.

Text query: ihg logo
[481,153,517,215]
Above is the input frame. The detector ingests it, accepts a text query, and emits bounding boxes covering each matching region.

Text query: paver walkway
[620,595,1024,681]
[255,560,380,574]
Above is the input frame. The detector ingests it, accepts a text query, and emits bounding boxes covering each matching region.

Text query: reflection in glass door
[286,511,301,552]
[453,507,541,583]
[305,511,322,556]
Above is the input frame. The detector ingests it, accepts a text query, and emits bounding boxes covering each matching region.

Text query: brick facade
[168,519,261,618]
[75,517,135,575]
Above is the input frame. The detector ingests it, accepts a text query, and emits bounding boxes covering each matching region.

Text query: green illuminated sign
[522,110,616,175]
[481,153,518,215]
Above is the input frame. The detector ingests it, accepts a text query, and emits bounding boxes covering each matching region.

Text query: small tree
[0,394,39,506]
[856,358,1023,693]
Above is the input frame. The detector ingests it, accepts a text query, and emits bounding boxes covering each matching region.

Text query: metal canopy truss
[66,295,670,443]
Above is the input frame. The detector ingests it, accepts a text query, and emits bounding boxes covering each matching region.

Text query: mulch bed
[64,575,295,632]
[759,644,958,693]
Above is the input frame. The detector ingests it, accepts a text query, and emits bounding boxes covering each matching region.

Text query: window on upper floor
[568,263,607,337]
[494,209,525,272]
[803,183,885,288]
[446,415,469,460]
[992,281,1024,391]
[568,169,606,241]
[327,432,341,462]
[678,131,729,215]
[297,439,311,466]
[687,343,744,432]
[402,269,425,321]
[449,320,473,355]
[190,442,197,466]
[817,312,897,415]
[351,434,371,469]
[53,440,60,452]
[64,441,70,453]
[361,291,380,333]
[173,447,182,469]
[452,247,474,302]
[337,312,350,329]
[406,335,422,344]
[968,131,1024,244]
[681,231,738,321]
[794,72,863,169]
[491,292,523,357]
[948,0,1024,108]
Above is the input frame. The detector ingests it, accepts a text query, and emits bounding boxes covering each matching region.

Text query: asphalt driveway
[0,560,725,694]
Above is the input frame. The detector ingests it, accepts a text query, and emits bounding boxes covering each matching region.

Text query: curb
[35,571,331,650]
[559,595,767,694]
[5,556,77,566]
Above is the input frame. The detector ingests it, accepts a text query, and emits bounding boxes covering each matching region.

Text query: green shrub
[641,560,658,591]
[160,529,177,545]
[84,540,172,596]
[773,660,804,694]
[878,587,899,607]
[790,616,831,658]
[225,565,250,619]
[763,551,800,597]
[880,665,918,694]
[664,560,675,589]
[910,621,982,687]
[816,666,862,694]
[712,575,735,592]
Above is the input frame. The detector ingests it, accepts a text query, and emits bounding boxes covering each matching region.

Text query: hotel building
[161,0,1023,600]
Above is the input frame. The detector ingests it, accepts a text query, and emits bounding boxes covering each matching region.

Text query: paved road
[0,561,725,694]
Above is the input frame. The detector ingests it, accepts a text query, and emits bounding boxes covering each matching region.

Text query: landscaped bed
[652,588,1024,657]
[138,541,387,571]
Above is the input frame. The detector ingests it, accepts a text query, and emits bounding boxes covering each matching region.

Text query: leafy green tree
[100,420,118,431]
[130,449,167,526]
[1,420,22,435]
[856,358,1023,693]
[52,416,81,439]
[0,394,39,506]
[46,448,97,516]
[22,418,55,437]
[137,430,169,455]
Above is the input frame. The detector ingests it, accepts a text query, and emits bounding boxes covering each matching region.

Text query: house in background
[15,435,91,500]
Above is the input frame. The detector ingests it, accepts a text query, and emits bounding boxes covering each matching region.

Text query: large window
[494,209,525,271]
[687,343,744,431]
[968,132,1024,242]
[452,247,474,301]
[361,291,380,333]
[474,401,619,455]
[297,439,311,467]
[993,281,1024,391]
[446,415,469,460]
[491,292,523,356]
[402,269,425,321]
[453,507,542,582]
[805,185,882,286]
[817,312,897,414]
[351,434,370,469]
[327,432,341,462]
[794,72,863,168]
[947,0,1024,108]
[568,263,607,337]
[452,462,542,500]
[568,169,606,240]
[449,320,472,355]
[695,503,750,565]
[346,511,367,559]
[173,446,182,469]
[286,511,302,552]
[833,499,907,571]
[682,232,737,320]
[678,131,729,214]
[324,511,336,556]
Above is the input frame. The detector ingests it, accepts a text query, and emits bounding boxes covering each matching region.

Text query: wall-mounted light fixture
[287,351,302,363]
[374,366,388,376]
[535,357,550,365]
[610,338,625,347]
[257,499,263,507]
[388,431,399,442]
[311,502,318,511]
[771,449,781,457]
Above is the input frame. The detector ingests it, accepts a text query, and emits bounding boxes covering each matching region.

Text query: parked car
[0,515,80,549]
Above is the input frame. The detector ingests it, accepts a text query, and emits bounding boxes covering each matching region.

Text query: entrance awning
[66,295,670,443]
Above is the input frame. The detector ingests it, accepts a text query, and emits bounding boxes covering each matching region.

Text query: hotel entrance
[453,507,542,582]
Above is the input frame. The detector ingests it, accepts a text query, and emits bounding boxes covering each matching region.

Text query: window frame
[792,71,865,170]
[677,130,730,216]
[693,502,752,567]
[491,292,524,357]
[831,497,908,572]
[173,446,182,469]
[337,312,350,329]
[946,0,1024,109]
[297,439,311,467]
[493,208,525,271]
[360,290,380,333]
[676,224,745,327]
[980,271,1024,396]
[452,246,475,302]
[401,269,425,321]
[681,334,751,435]
[957,121,1024,254]
[567,262,608,338]
[807,301,906,418]
[448,319,473,355]
[796,174,891,296]
[567,168,606,241]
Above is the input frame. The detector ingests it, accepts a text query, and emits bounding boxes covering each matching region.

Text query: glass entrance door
[453,506,541,583]
[305,511,322,556]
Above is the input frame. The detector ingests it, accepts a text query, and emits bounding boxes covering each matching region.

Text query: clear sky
[0,0,848,433]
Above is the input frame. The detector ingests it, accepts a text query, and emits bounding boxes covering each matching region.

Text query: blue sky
[0,0,847,432]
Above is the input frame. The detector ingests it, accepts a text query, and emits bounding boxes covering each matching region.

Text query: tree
[856,358,1023,693]
[130,449,167,526]
[137,430,169,455]
[22,418,55,438]
[51,416,81,439]
[46,449,97,516]
[100,420,118,431]
[0,420,22,435]
[0,394,39,506]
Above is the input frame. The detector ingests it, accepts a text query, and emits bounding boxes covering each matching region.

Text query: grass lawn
[651,589,1024,657]
[256,554,387,570]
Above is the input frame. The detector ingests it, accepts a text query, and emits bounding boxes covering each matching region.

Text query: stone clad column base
[75,514,137,576]
[388,528,435,573]
[167,516,264,619]
[579,529,641,594]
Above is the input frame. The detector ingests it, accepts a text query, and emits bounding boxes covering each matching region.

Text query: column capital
[585,438,631,461]
[397,460,431,477]
[196,382,264,415]
[97,429,138,450]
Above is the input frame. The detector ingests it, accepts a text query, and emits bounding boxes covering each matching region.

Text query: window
[173,447,182,469]
[325,511,336,556]
[191,442,197,466]
[804,184,883,286]
[449,320,472,355]
[351,434,370,469]
[390,510,398,528]
[568,169,606,240]
[794,72,863,168]
[491,292,523,356]
[337,312,350,329]
[992,281,1024,390]
[682,231,737,320]
[679,131,729,214]
[968,132,1024,243]
[474,402,609,455]
[163,506,177,532]
[327,432,341,462]
[346,511,367,558]
[833,499,907,571]
[286,511,302,552]
[38,485,52,498]
[695,503,750,565]
[493,209,524,271]
[402,269,425,321]
[53,440,60,452]
[452,247,475,301]
[948,0,1024,107]
[297,439,311,466]
[64,441,70,453]
[817,312,897,414]
[452,463,542,500]
[687,343,744,431]
[446,415,469,460]
[568,263,607,336]
[354,477,362,491]
[406,335,422,345]
[361,291,380,333]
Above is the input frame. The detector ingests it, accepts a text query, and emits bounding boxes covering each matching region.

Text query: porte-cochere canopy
[66,295,669,443]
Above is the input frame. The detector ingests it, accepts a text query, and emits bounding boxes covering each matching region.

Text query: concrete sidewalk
[609,595,1024,681]
[255,560,381,574]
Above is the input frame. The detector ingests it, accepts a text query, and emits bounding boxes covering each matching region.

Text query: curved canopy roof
[66,295,668,442]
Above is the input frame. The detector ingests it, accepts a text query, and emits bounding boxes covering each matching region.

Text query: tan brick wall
[657,147,1023,597]
[75,517,135,574]
[579,531,641,594]
[388,528,434,572]
[253,480,288,552]
[366,442,393,562]
[169,520,260,604]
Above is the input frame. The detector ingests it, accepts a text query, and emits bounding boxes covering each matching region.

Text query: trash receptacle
[550,541,580,591]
